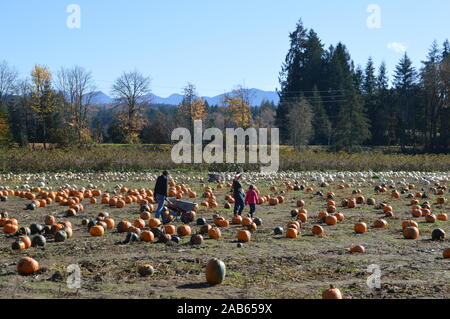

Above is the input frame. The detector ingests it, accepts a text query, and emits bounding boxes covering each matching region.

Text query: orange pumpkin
[297,213,308,223]
[443,248,450,259]
[177,225,192,237]
[103,217,115,230]
[322,285,342,299]
[140,230,155,242]
[286,228,298,239]
[325,215,337,226]
[3,223,18,234]
[134,219,146,229]
[425,214,437,223]
[231,215,242,225]
[297,200,305,207]
[17,257,40,275]
[373,219,388,228]
[19,236,32,249]
[312,225,324,236]
[334,212,345,222]
[242,217,253,227]
[117,220,132,233]
[403,226,420,239]
[237,230,251,242]
[348,245,365,253]
[208,227,222,239]
[89,225,105,236]
[354,222,367,234]
[140,211,151,220]
[164,224,176,235]
[148,218,162,228]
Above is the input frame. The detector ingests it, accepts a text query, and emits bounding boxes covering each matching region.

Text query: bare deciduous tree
[0,60,18,105]
[111,70,151,142]
[56,66,96,142]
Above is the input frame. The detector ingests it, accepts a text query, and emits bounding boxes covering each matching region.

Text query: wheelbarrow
[208,173,224,183]
[165,199,197,215]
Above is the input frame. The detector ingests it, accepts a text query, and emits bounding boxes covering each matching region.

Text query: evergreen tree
[310,86,331,145]
[277,19,309,142]
[353,65,364,94]
[334,88,371,151]
[363,57,378,144]
[420,41,441,150]
[324,43,371,150]
[439,40,450,149]
[287,97,314,151]
[393,53,418,149]
[373,61,391,145]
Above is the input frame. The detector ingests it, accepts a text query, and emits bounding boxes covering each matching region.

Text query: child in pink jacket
[245,185,259,218]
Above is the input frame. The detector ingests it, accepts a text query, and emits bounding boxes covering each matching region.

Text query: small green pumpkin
[205,258,226,285]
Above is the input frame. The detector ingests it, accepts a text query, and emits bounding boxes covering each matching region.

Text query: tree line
[278,19,450,152]
[0,18,449,153]
[0,63,276,147]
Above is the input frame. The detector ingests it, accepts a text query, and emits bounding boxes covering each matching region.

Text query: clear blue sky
[1,0,449,97]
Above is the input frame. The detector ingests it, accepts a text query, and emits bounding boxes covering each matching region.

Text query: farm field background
[2,145,450,172]
[0,170,449,299]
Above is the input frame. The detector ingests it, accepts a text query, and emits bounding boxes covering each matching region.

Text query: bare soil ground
[0,172,449,299]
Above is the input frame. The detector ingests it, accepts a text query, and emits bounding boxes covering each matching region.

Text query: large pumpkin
[312,225,324,236]
[231,215,242,225]
[89,225,105,237]
[117,220,131,233]
[140,230,155,242]
[19,236,32,249]
[325,215,337,226]
[205,258,226,285]
[17,257,40,275]
[443,248,450,259]
[208,227,222,239]
[177,225,192,237]
[286,228,298,239]
[237,230,251,242]
[133,219,146,229]
[164,224,176,235]
[3,223,18,234]
[104,218,115,230]
[354,222,367,234]
[44,215,56,225]
[322,285,342,299]
[373,219,388,228]
[403,226,420,239]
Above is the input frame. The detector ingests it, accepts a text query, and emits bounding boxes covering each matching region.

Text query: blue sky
[0,0,449,97]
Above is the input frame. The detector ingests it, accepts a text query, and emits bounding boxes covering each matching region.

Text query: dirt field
[0,171,449,299]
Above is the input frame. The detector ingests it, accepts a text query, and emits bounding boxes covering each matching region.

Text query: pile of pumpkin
[1,212,73,250]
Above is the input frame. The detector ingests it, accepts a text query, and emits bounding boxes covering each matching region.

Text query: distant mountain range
[88,88,279,106]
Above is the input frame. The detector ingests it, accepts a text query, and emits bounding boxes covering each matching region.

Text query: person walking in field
[232,172,245,216]
[245,185,259,218]
[154,170,169,220]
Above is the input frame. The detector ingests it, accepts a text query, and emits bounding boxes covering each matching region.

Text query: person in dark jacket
[154,170,169,219]
[232,172,245,216]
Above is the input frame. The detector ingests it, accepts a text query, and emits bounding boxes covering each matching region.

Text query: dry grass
[1,145,450,172]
